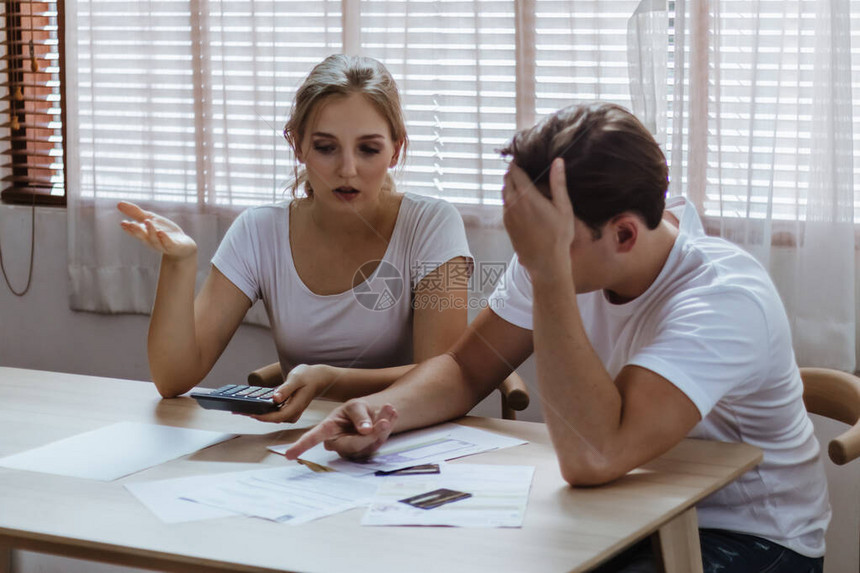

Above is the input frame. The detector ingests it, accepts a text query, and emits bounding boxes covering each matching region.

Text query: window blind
[69,0,860,222]
[361,0,517,206]
[669,0,858,224]
[534,1,639,118]
[705,1,814,223]
[74,0,521,208]
[76,0,341,206]
[0,0,64,204]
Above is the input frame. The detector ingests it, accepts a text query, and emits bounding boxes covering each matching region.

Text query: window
[75,0,341,207]
[6,0,860,221]
[360,1,517,205]
[70,0,649,211]
[535,1,639,114]
[666,0,860,226]
[0,0,65,205]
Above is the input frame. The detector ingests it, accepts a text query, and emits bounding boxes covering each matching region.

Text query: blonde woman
[118,54,472,423]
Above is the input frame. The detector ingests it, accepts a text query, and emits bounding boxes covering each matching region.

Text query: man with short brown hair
[287,102,829,572]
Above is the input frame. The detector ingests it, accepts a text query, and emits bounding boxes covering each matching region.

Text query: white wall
[1,205,857,573]
[0,205,276,389]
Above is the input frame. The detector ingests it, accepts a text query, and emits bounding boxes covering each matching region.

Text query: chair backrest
[800,367,860,465]
[799,367,860,573]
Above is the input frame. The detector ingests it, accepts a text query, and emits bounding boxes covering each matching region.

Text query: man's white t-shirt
[488,196,830,557]
[212,193,472,372]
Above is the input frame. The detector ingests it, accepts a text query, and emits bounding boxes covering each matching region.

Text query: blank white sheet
[0,421,235,481]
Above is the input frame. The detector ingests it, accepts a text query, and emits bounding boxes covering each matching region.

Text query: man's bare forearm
[531,271,623,485]
[351,353,486,433]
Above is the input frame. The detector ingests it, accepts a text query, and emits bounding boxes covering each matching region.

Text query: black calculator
[190,384,282,415]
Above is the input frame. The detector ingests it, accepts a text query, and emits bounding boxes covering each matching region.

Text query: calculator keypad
[211,385,277,400]
[192,384,281,414]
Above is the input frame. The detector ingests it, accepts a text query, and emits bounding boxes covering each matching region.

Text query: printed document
[179,464,378,524]
[363,463,535,528]
[269,423,526,475]
[126,471,248,523]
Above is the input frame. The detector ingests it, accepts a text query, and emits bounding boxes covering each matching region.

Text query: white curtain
[661,0,856,370]
[627,0,668,145]
[356,0,518,223]
[66,0,343,321]
[66,0,859,370]
[66,0,645,315]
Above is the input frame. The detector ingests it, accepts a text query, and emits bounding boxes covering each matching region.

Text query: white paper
[363,463,535,528]
[269,423,527,476]
[180,464,378,524]
[0,422,235,481]
[126,472,245,523]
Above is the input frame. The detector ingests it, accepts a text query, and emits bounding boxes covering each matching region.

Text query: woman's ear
[389,140,404,168]
[287,129,305,164]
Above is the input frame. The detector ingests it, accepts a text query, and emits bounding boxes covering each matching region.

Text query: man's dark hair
[500,102,669,237]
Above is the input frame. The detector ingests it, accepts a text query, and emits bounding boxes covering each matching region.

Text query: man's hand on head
[284,399,398,461]
[501,158,575,281]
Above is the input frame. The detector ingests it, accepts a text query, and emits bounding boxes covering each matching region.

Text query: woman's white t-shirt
[212,193,472,372]
[488,196,830,557]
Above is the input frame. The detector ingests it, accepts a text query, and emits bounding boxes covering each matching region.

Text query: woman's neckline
[286,193,409,298]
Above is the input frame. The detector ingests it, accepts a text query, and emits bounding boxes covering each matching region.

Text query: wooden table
[0,367,761,573]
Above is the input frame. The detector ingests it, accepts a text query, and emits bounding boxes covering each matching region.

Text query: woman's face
[298,92,401,211]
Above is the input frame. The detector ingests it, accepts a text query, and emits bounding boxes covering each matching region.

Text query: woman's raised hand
[117,201,197,259]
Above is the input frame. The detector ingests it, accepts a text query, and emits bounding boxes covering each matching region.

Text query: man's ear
[389,139,404,168]
[613,215,639,253]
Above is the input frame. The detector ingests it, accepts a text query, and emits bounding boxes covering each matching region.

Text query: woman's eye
[360,146,381,155]
[313,144,336,154]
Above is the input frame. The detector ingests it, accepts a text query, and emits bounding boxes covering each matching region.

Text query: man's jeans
[590,528,824,573]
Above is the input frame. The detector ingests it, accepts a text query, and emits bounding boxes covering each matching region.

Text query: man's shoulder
[650,233,785,331]
[678,231,772,291]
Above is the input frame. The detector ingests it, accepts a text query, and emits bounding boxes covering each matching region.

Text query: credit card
[399,488,472,510]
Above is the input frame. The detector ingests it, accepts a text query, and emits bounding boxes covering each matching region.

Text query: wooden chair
[799,367,860,572]
[248,362,530,420]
